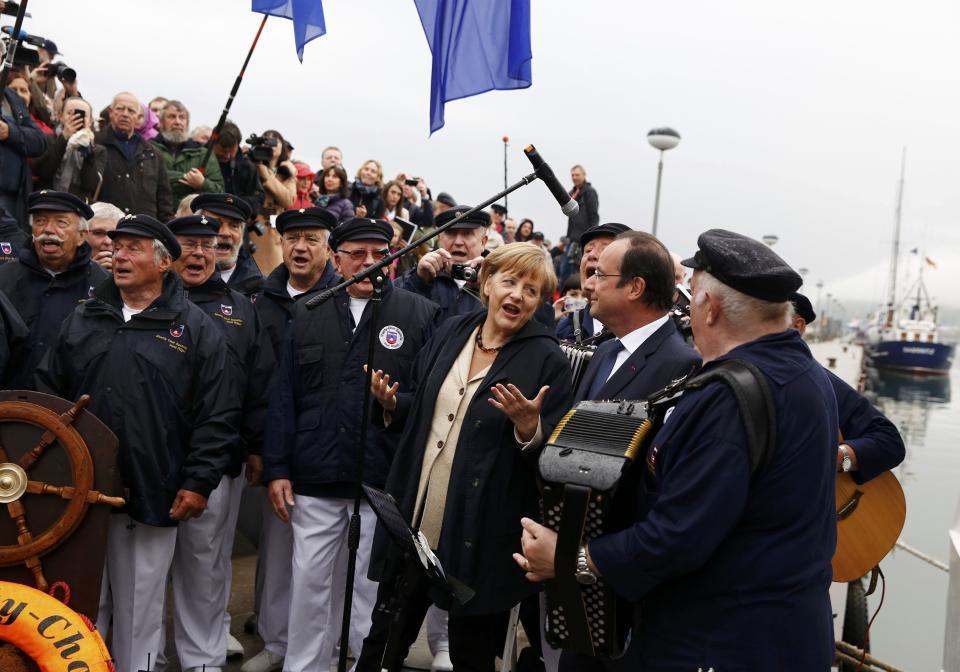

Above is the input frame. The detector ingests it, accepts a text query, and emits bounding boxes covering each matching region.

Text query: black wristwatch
[575,544,598,585]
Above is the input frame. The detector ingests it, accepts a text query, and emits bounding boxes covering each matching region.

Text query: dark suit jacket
[574,318,700,403]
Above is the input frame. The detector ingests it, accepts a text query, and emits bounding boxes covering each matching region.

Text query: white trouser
[219,471,247,637]
[98,515,177,672]
[256,494,294,656]
[169,475,231,671]
[426,605,449,654]
[283,496,378,672]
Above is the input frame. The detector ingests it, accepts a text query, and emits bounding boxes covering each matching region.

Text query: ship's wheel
[0,395,124,591]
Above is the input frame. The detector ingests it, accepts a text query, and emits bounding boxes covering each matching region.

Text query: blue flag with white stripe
[414,0,533,134]
[252,0,326,62]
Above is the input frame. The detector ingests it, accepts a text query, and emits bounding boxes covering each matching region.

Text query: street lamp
[798,267,809,278]
[762,234,779,247]
[647,127,681,237]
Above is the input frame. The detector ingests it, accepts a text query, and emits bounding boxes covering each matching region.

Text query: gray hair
[85,202,124,231]
[694,271,792,329]
[153,239,173,265]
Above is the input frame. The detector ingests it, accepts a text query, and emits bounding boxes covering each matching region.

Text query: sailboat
[867,151,955,374]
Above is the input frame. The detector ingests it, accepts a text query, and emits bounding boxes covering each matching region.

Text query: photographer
[0,75,48,226]
[396,205,488,323]
[349,159,384,218]
[399,173,435,230]
[211,121,264,220]
[249,129,295,274]
[152,100,224,203]
[31,96,99,200]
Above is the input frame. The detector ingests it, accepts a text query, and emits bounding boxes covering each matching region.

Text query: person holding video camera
[249,129,295,275]
[211,121,264,220]
[396,205,488,323]
[0,73,47,226]
[31,96,99,200]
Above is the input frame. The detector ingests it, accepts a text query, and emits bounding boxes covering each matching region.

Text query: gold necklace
[475,328,504,354]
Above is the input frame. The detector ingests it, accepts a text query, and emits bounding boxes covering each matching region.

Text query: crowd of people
[0,43,910,672]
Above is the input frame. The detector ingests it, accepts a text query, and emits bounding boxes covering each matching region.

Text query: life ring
[0,581,113,671]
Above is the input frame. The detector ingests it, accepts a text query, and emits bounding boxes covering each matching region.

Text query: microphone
[1,26,44,47]
[523,145,579,217]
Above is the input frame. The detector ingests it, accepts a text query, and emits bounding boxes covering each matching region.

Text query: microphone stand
[309,170,542,672]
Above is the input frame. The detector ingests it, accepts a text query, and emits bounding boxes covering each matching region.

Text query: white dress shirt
[604,313,671,383]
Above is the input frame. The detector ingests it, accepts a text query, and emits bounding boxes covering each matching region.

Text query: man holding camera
[94,91,173,221]
[396,205,488,323]
[153,100,224,204]
[212,121,264,220]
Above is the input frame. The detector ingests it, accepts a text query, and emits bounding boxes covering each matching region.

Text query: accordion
[538,400,654,658]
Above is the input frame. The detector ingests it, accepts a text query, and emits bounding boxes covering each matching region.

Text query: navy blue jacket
[0,288,27,384]
[263,281,440,496]
[0,242,108,389]
[226,247,263,296]
[0,89,48,227]
[376,311,574,615]
[36,273,238,526]
[253,261,338,356]
[396,269,482,322]
[573,317,700,403]
[0,213,27,265]
[556,302,597,342]
[590,330,837,671]
[186,276,276,474]
[829,368,905,483]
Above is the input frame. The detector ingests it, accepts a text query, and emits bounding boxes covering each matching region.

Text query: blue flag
[252,0,326,62]
[414,0,533,134]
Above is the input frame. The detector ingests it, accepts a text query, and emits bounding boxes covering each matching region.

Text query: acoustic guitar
[832,469,906,582]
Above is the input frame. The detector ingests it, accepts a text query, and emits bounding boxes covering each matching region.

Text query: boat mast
[885,148,906,328]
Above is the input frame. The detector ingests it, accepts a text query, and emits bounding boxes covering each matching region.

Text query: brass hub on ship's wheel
[0,463,28,504]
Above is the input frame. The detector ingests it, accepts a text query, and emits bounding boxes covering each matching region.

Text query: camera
[46,61,76,83]
[451,263,478,282]
[404,178,420,187]
[246,133,278,165]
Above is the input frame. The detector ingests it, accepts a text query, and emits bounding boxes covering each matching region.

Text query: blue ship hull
[869,340,955,374]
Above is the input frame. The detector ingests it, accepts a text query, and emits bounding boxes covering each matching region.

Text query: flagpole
[502,135,509,212]
[0,0,30,91]
[198,14,269,175]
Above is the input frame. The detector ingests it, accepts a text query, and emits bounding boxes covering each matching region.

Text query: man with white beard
[0,190,107,389]
[152,100,224,205]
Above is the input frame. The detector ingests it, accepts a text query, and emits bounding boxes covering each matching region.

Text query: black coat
[0,242,108,390]
[253,261,339,356]
[226,247,263,296]
[0,288,27,384]
[31,133,101,201]
[349,180,385,218]
[0,89,48,228]
[93,127,174,221]
[565,181,599,244]
[263,281,440,495]
[555,301,597,342]
[0,213,28,265]
[219,154,265,220]
[574,318,701,402]
[376,310,573,615]
[395,269,483,323]
[186,276,276,474]
[35,273,238,526]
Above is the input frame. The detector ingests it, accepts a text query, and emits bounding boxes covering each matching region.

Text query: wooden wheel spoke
[6,499,49,591]
[27,480,125,508]
[0,441,10,463]
[16,395,90,472]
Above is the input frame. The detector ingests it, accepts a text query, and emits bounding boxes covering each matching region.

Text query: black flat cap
[276,207,338,234]
[329,218,392,250]
[167,214,220,237]
[27,190,94,220]
[109,214,182,260]
[436,205,490,230]
[191,193,253,222]
[490,203,507,215]
[580,222,630,248]
[790,292,817,324]
[682,229,801,302]
[436,192,457,207]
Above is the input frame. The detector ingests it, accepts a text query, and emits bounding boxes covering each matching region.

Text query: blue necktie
[587,339,623,399]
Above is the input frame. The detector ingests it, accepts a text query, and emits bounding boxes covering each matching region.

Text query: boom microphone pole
[197,14,269,175]
[0,0,30,91]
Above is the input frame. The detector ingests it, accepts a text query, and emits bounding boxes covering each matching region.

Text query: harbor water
[867,365,957,670]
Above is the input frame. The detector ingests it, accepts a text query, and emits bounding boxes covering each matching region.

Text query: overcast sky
[22,0,960,312]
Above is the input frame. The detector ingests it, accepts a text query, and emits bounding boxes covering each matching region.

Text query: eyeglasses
[180,240,217,252]
[282,232,327,245]
[337,248,389,261]
[591,270,628,281]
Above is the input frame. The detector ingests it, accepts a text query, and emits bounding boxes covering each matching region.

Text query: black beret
[682,229,801,302]
[167,214,220,237]
[27,190,94,220]
[435,192,457,207]
[191,193,253,222]
[490,203,507,215]
[790,292,817,324]
[436,205,490,230]
[108,213,182,260]
[580,222,630,248]
[328,217,393,250]
[276,207,338,234]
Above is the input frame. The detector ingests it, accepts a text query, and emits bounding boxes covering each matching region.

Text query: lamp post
[647,127,681,237]
[762,234,779,247]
